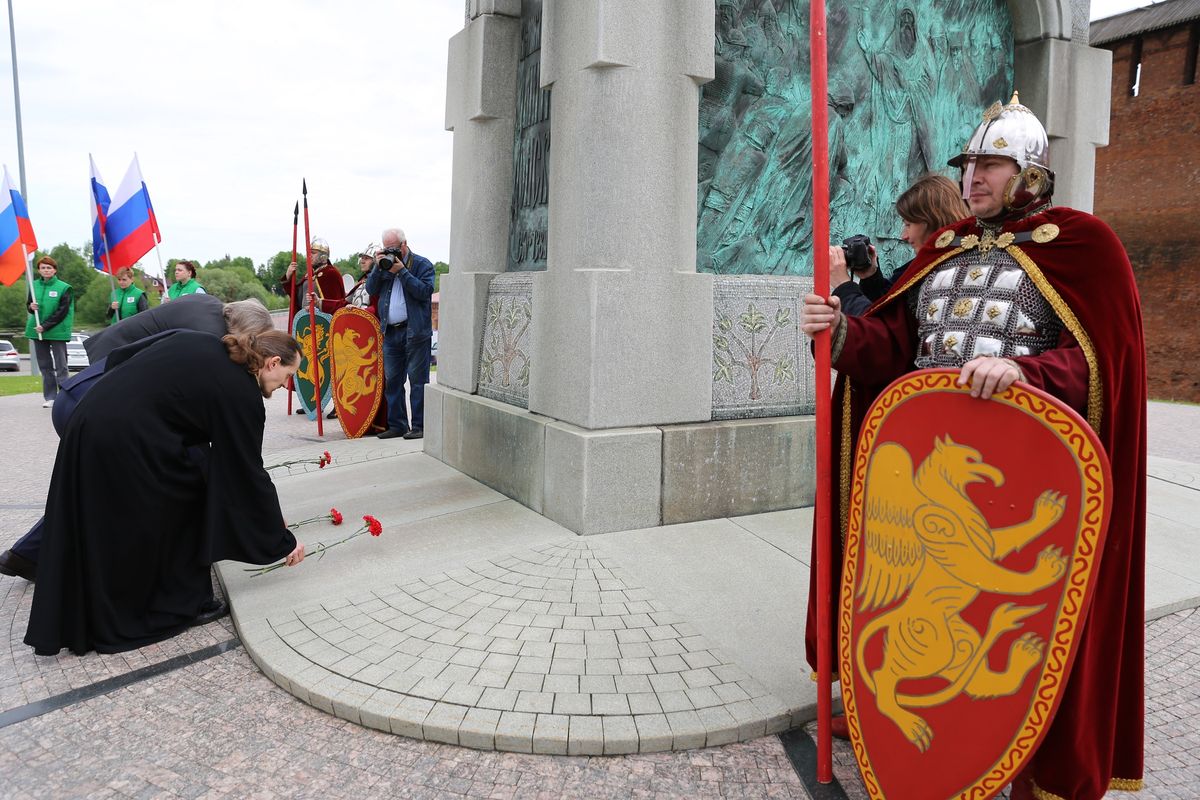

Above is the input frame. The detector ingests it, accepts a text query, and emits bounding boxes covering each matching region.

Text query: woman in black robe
[25,330,307,656]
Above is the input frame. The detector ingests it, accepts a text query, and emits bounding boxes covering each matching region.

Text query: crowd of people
[0,83,1146,799]
[2,220,436,654]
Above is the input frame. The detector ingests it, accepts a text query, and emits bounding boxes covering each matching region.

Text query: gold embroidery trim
[1110,777,1144,791]
[840,382,853,546]
[809,670,841,684]
[1031,777,1143,799]
[1005,244,1103,431]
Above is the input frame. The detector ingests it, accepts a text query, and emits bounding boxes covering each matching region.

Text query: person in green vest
[166,260,205,301]
[25,255,75,408]
[106,267,149,324]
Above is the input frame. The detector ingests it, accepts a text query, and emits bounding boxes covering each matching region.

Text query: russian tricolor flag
[0,165,36,287]
[105,155,161,272]
[90,154,112,272]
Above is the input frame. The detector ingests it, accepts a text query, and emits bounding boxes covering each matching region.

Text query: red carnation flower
[364,515,383,537]
[323,450,332,462]
[330,508,343,525]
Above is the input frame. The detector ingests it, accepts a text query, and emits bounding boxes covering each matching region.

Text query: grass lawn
[0,375,41,397]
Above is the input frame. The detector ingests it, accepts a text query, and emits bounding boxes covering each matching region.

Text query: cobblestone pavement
[0,391,1197,797]
[246,540,792,756]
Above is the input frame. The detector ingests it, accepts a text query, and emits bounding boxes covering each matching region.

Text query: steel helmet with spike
[949,92,1055,217]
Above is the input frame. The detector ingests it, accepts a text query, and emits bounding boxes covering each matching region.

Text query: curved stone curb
[237,541,796,753]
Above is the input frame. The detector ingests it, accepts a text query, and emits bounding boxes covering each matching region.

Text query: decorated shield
[328,306,385,439]
[840,369,1112,800]
[291,307,334,420]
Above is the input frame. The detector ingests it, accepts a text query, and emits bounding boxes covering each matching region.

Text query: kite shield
[292,307,333,420]
[840,369,1112,800]
[329,306,385,439]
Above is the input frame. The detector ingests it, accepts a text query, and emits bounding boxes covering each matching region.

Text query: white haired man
[364,227,436,439]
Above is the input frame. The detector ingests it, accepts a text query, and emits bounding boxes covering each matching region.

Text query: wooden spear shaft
[810,0,834,784]
[302,179,323,436]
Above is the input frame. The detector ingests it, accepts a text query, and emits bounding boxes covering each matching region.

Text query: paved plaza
[1,384,1198,798]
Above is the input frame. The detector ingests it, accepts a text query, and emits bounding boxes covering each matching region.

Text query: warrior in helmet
[802,94,1146,800]
[282,237,347,315]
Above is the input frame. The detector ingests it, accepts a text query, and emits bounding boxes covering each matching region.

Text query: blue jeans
[382,324,431,433]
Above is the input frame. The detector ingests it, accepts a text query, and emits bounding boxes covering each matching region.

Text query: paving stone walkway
[243,540,792,756]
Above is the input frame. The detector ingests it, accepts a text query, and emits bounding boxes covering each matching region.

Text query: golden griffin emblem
[855,436,1067,752]
[331,328,379,413]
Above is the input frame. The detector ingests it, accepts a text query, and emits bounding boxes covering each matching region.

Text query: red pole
[810,0,834,785]
[302,179,323,436]
[286,201,298,415]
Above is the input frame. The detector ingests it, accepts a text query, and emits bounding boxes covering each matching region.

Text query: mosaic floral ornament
[713,302,796,401]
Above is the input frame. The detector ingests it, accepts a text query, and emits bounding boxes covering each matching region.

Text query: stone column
[1012,0,1111,213]
[529,0,716,430]
[438,3,520,394]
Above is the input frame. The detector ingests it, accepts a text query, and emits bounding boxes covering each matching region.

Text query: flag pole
[301,179,323,436]
[22,244,41,339]
[286,201,299,416]
[151,242,167,299]
[810,0,834,784]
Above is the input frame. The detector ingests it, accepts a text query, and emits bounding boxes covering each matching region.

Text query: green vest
[110,284,146,322]
[168,278,204,299]
[25,276,74,341]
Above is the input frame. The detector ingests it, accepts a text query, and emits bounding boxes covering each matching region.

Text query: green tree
[76,278,116,327]
[0,277,29,330]
[258,250,307,297]
[433,261,449,292]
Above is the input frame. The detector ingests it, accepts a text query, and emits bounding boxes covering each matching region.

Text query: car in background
[0,339,18,372]
[70,332,90,344]
[66,340,90,372]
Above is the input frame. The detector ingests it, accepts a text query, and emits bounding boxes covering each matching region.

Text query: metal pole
[6,0,26,200]
[8,0,34,377]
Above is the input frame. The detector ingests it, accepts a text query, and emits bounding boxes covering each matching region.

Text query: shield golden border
[328,306,385,439]
[839,369,1112,800]
[292,307,334,420]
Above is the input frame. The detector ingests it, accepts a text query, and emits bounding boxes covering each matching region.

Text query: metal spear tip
[302,178,307,194]
[293,201,299,216]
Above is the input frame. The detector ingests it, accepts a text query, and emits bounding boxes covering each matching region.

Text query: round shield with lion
[839,369,1112,800]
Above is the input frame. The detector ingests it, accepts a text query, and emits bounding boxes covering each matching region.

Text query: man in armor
[281,237,347,315]
[802,94,1146,800]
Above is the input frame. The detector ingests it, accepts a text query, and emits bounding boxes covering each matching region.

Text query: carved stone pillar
[528,0,716,430]
[439,7,520,393]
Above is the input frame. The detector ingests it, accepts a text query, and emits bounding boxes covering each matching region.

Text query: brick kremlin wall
[1094,22,1200,402]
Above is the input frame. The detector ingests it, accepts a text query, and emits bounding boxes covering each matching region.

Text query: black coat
[84,293,226,361]
[25,332,297,655]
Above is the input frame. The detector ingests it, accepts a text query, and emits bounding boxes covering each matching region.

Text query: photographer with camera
[829,174,969,316]
[365,227,436,440]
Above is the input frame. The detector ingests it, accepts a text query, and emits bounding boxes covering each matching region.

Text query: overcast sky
[0,1,463,273]
[0,1,1158,274]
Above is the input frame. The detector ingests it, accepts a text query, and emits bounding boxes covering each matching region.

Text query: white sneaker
[42,399,53,408]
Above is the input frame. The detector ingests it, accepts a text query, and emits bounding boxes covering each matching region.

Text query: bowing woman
[166,260,206,300]
[25,329,307,656]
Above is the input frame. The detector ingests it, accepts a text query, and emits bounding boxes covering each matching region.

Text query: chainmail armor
[912,247,1064,369]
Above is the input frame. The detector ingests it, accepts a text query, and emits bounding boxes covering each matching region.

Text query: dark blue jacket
[365,249,436,339]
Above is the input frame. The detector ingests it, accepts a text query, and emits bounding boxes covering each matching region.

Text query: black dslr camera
[841,234,873,271]
[376,247,405,270]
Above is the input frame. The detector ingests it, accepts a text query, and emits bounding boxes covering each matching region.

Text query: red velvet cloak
[805,206,1147,799]
[283,264,347,315]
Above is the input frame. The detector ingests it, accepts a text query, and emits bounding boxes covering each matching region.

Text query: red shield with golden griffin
[328,307,385,439]
[840,369,1112,800]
